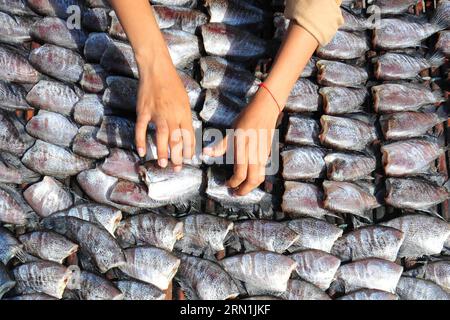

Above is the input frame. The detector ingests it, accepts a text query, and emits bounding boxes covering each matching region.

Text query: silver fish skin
[286,218,343,253]
[102,76,138,112]
[282,181,336,220]
[22,140,94,178]
[206,169,272,210]
[72,126,110,160]
[0,0,39,16]
[340,9,373,31]
[373,83,445,113]
[200,56,260,97]
[5,293,57,300]
[26,111,78,147]
[317,31,369,60]
[220,251,297,296]
[26,80,79,116]
[100,148,141,183]
[320,115,377,152]
[18,231,78,264]
[175,214,233,256]
[0,226,26,264]
[320,87,368,115]
[331,226,405,262]
[0,110,34,156]
[13,261,72,299]
[0,80,31,111]
[119,246,180,291]
[200,90,246,127]
[290,249,341,291]
[0,12,33,44]
[76,169,139,214]
[381,138,444,177]
[403,261,450,292]
[42,216,126,273]
[0,45,40,83]
[151,0,197,7]
[206,0,267,28]
[0,152,40,185]
[162,29,201,68]
[176,253,240,300]
[325,152,376,181]
[0,184,36,226]
[281,147,327,180]
[23,176,73,218]
[233,220,299,253]
[141,162,203,203]
[109,180,161,209]
[85,0,110,8]
[338,289,399,300]
[396,277,450,300]
[201,23,267,61]
[31,17,88,51]
[333,258,403,293]
[73,271,123,300]
[284,79,320,113]
[380,110,447,140]
[84,32,113,62]
[153,5,208,33]
[436,30,450,56]
[323,180,380,219]
[375,52,446,80]
[108,10,127,41]
[73,94,111,126]
[29,44,84,83]
[385,178,449,213]
[49,204,122,236]
[282,279,331,300]
[80,64,108,93]
[116,213,183,251]
[380,215,450,258]
[96,116,135,150]
[317,60,368,88]
[0,262,15,299]
[367,0,418,15]
[285,115,320,146]
[114,280,165,300]
[82,8,110,32]
[27,0,84,18]
[373,10,450,50]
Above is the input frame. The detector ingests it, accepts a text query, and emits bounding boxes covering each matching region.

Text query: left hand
[203,89,281,196]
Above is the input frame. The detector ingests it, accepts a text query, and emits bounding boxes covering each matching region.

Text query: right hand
[135,53,195,172]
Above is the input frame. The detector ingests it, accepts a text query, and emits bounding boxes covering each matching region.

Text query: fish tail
[431,2,450,31]
[428,51,446,68]
[14,246,27,263]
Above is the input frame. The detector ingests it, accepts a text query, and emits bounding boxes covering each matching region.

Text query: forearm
[108,0,171,69]
[264,22,319,110]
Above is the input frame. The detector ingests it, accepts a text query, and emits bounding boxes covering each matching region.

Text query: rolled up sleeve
[285,0,344,46]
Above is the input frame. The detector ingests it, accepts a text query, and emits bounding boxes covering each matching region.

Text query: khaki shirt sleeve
[284,0,344,46]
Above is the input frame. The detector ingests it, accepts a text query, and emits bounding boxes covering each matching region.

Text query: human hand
[135,54,195,172]
[203,89,280,195]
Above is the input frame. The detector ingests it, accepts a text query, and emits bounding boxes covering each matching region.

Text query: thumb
[203,135,228,157]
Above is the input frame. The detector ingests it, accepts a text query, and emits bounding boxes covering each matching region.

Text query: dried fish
[338,289,399,300]
[153,5,208,33]
[284,79,320,113]
[0,226,26,264]
[0,11,33,45]
[80,64,108,93]
[27,0,84,19]
[281,147,327,180]
[0,45,40,83]
[0,80,31,111]
[320,87,368,115]
[200,90,246,127]
[0,184,36,226]
[72,126,110,160]
[281,279,331,300]
[324,152,376,181]
[285,115,320,146]
[396,277,450,300]
[317,60,368,88]
[73,94,111,127]
[0,152,40,185]
[317,31,369,60]
[114,280,165,300]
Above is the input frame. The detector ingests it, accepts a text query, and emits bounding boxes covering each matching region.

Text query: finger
[155,119,169,168]
[135,113,151,157]
[228,136,248,189]
[169,125,183,167]
[180,117,196,160]
[203,135,228,157]
[235,164,265,196]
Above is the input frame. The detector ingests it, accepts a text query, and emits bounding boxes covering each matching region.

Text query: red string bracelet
[258,82,282,114]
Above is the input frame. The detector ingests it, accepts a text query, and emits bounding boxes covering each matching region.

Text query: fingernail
[159,159,168,168]
[174,165,182,172]
[137,148,145,157]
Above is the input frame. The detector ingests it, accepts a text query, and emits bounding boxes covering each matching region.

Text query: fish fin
[427,51,446,68]
[351,215,370,229]
[431,3,450,31]
[418,207,445,220]
[13,246,27,263]
[325,212,344,220]
[432,90,446,103]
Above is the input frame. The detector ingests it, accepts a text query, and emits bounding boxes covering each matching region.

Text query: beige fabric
[285,0,344,46]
